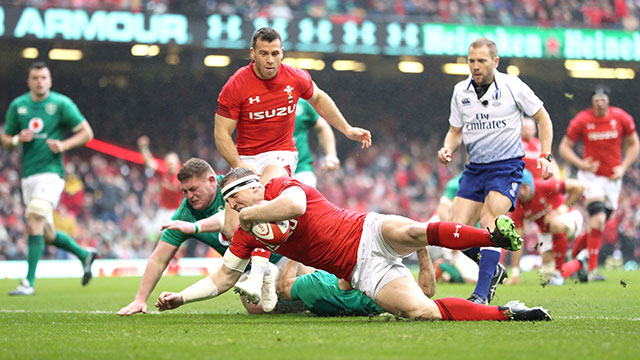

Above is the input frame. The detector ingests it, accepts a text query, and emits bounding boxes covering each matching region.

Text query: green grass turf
[1,269,639,360]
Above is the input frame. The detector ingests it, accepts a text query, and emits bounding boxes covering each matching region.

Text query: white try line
[0,309,213,315]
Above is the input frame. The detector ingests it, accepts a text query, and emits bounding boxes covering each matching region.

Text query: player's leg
[585,198,607,280]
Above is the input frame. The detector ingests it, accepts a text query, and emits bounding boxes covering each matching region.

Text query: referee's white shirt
[448,71,543,164]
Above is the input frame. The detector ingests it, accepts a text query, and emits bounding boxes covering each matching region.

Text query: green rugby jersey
[4,91,85,178]
[293,98,319,174]
[291,270,383,316]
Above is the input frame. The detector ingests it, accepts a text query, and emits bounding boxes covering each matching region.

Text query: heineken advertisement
[1,6,639,61]
[423,24,640,61]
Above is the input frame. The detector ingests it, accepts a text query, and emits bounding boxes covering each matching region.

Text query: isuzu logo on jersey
[248,96,260,104]
[29,117,44,133]
[248,104,297,120]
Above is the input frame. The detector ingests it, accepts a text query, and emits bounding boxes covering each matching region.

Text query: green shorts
[290,270,383,316]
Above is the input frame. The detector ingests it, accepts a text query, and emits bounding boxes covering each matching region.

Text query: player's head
[591,84,610,116]
[177,158,217,210]
[518,169,535,202]
[220,167,264,211]
[522,117,537,140]
[27,61,52,100]
[468,37,499,86]
[250,27,284,80]
[165,152,181,174]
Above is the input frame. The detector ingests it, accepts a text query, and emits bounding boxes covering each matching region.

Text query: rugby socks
[248,249,271,281]
[26,235,45,287]
[571,232,588,258]
[434,298,508,321]
[426,222,493,249]
[586,228,602,272]
[472,249,500,300]
[560,259,582,279]
[462,247,481,263]
[52,231,88,262]
[552,233,568,270]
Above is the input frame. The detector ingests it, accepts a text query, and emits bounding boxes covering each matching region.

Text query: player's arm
[117,241,179,315]
[416,247,436,298]
[136,135,159,170]
[563,179,584,208]
[559,135,598,172]
[155,259,244,311]
[531,107,554,179]
[437,125,462,164]
[214,113,244,169]
[313,117,340,171]
[46,120,94,154]
[238,186,307,232]
[307,82,371,149]
[612,132,640,180]
[276,260,300,301]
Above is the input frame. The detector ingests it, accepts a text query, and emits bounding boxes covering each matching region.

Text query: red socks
[560,259,582,279]
[571,232,587,258]
[552,233,568,270]
[586,229,602,271]
[426,222,493,249]
[434,298,509,321]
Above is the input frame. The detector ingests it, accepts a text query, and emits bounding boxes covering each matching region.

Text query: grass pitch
[1,269,639,360]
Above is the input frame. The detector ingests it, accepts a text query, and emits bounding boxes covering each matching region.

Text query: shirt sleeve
[228,227,255,260]
[565,115,583,142]
[216,78,241,120]
[60,96,85,129]
[511,76,544,117]
[620,109,636,136]
[160,205,193,247]
[297,68,314,100]
[448,88,463,128]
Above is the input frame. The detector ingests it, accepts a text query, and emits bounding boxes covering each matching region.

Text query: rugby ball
[251,220,290,246]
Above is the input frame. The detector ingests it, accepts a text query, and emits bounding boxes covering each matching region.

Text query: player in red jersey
[511,170,585,285]
[137,136,183,238]
[559,85,639,281]
[155,168,551,321]
[508,118,562,284]
[214,27,371,312]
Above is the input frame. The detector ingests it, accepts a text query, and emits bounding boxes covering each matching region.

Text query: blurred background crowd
[1,0,640,269]
[1,0,639,29]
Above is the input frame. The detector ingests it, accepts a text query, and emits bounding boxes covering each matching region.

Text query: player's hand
[137,135,150,149]
[155,291,184,311]
[237,209,253,234]
[321,155,340,171]
[536,158,554,179]
[161,220,196,234]
[46,139,65,153]
[437,147,453,165]
[117,300,147,316]
[556,204,569,215]
[345,127,371,149]
[18,129,34,143]
[610,165,625,180]
[580,157,600,173]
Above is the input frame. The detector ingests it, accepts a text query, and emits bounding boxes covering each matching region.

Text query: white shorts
[577,170,621,209]
[293,171,317,188]
[349,213,413,299]
[239,151,298,176]
[21,172,65,224]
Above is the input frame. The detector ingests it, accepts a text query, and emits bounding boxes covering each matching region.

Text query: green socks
[26,235,45,287]
[52,231,88,262]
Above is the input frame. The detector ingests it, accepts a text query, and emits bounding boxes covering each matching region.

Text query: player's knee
[404,302,441,320]
[587,201,606,217]
[27,198,53,219]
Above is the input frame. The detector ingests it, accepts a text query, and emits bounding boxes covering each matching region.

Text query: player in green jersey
[118,158,282,315]
[2,62,96,295]
[292,99,340,187]
[277,247,436,317]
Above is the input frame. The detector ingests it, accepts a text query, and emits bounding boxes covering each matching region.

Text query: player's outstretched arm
[307,83,371,149]
[417,248,436,298]
[214,114,249,170]
[117,241,178,316]
[314,117,340,171]
[155,264,242,311]
[237,186,307,232]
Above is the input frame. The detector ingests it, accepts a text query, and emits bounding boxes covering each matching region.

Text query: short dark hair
[252,27,282,49]
[177,158,214,182]
[220,167,258,189]
[592,84,611,99]
[28,61,48,74]
[469,37,498,59]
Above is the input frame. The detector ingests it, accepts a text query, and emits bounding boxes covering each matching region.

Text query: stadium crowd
[0,0,638,29]
[2,129,640,266]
